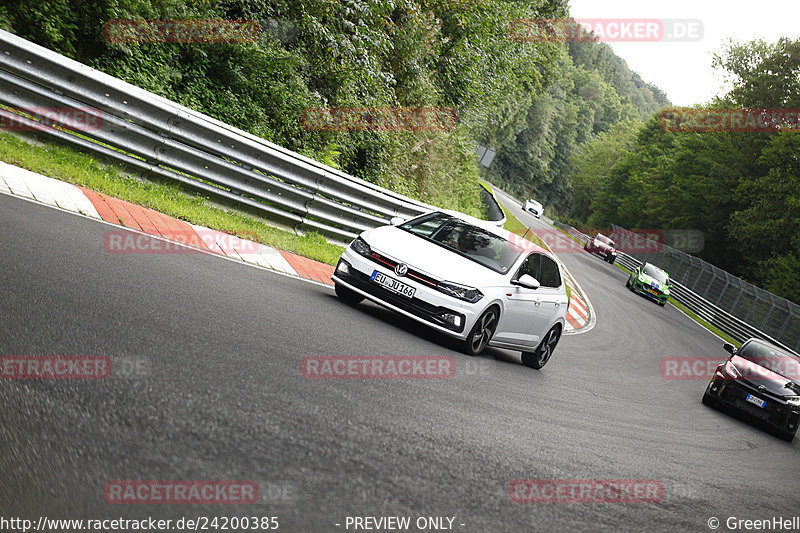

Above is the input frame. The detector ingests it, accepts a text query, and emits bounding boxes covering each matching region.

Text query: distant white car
[331,210,568,368]
[524,199,543,218]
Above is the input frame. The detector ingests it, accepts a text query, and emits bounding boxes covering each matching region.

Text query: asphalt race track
[1,191,798,532]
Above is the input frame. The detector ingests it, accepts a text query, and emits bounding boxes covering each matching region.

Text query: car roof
[435,209,551,258]
[643,262,668,274]
[742,338,799,360]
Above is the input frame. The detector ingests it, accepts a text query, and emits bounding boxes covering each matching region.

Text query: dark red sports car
[703,339,800,441]
[584,233,617,264]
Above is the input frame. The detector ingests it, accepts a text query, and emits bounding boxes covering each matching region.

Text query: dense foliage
[569,38,800,304]
[0,0,573,216]
[483,41,670,212]
[5,1,794,303]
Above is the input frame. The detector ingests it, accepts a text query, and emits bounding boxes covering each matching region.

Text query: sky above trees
[570,0,800,105]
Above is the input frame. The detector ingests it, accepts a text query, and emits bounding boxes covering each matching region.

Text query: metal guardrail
[0,29,450,242]
[8,29,789,352]
[552,222,591,247]
[552,221,799,356]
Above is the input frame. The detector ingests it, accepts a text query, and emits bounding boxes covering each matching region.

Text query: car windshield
[596,234,614,247]
[400,212,522,273]
[738,340,800,383]
[643,264,669,284]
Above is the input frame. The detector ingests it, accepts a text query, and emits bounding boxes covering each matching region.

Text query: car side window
[517,253,541,282]
[516,253,561,288]
[538,255,561,288]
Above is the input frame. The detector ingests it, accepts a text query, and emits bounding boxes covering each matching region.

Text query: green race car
[626,262,671,306]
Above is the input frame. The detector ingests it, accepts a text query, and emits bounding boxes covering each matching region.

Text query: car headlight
[437,281,483,303]
[725,360,741,378]
[786,396,800,407]
[350,236,372,257]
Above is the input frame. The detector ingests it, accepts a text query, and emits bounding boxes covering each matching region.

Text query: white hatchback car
[524,199,543,218]
[332,210,568,368]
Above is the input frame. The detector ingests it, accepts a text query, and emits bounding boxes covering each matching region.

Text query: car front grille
[634,281,664,299]
[733,398,772,421]
[719,381,797,429]
[362,250,440,288]
[336,267,465,333]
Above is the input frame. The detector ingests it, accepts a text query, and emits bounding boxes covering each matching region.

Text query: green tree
[569,36,800,304]
[569,119,639,223]
[485,38,668,214]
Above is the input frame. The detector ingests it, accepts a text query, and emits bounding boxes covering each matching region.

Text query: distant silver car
[524,199,543,218]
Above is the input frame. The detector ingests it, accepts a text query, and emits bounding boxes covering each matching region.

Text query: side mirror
[512,274,540,290]
[389,216,405,226]
[723,342,737,354]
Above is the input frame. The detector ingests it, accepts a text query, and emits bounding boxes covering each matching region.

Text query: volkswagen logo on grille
[394,263,408,277]
[758,385,767,392]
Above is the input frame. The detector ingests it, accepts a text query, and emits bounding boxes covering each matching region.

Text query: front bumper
[631,278,668,304]
[584,243,616,259]
[332,248,482,339]
[705,376,800,435]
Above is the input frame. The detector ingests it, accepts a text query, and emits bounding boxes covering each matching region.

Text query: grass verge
[0,131,344,265]
[554,226,584,245]
[499,202,549,249]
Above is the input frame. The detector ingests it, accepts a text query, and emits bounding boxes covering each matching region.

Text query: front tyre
[521,325,561,369]
[335,283,364,305]
[463,307,499,356]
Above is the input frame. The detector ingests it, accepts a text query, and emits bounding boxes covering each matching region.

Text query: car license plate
[745,394,766,408]
[371,270,416,298]
[647,288,658,295]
